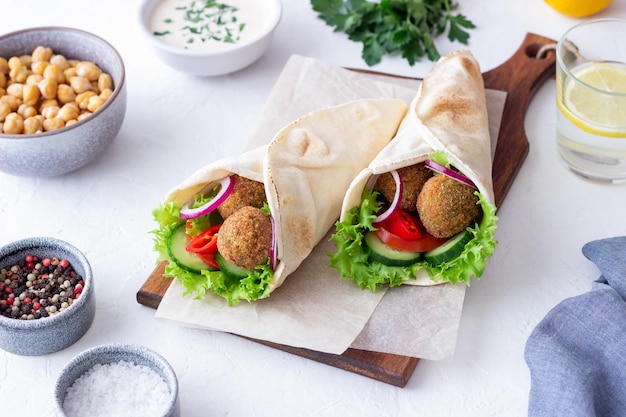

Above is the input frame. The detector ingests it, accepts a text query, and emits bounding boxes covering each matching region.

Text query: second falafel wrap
[152,98,408,305]
[329,50,498,290]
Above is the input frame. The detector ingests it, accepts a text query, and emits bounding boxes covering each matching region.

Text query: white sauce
[149,0,274,51]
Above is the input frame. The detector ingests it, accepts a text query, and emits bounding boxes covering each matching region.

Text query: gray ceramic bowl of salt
[0,237,95,356]
[54,343,180,417]
[0,26,126,177]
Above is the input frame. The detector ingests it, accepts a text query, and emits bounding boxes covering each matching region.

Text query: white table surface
[2,1,626,416]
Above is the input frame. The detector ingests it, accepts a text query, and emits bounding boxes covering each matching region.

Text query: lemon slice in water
[559,62,626,138]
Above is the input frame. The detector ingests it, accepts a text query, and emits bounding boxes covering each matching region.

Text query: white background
[1,1,626,416]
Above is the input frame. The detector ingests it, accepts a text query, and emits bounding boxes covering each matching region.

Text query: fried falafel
[217,175,267,220]
[416,174,481,239]
[375,164,433,212]
[217,206,272,270]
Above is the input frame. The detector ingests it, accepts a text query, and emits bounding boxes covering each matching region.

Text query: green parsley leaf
[310,0,476,66]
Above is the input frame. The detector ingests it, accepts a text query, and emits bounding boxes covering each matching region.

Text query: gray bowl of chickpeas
[0,27,126,177]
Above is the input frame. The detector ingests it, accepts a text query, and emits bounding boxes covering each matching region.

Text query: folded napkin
[525,236,626,417]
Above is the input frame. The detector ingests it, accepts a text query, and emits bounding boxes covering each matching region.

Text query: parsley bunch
[310,0,475,66]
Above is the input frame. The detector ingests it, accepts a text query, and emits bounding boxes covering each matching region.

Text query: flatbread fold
[339,50,494,286]
[164,98,409,295]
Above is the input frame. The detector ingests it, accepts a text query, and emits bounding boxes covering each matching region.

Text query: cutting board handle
[484,33,557,206]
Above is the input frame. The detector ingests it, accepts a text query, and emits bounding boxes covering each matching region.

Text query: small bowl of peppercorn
[0,236,95,356]
[138,0,282,76]
[0,26,126,177]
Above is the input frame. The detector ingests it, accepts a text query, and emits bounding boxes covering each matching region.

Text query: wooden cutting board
[137,33,557,388]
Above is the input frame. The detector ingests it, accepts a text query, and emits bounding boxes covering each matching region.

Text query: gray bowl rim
[138,0,283,57]
[53,342,179,416]
[0,26,126,140]
[0,236,93,330]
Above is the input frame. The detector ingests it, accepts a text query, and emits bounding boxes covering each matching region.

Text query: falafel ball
[416,174,481,239]
[217,175,267,220]
[217,206,273,270]
[375,164,433,212]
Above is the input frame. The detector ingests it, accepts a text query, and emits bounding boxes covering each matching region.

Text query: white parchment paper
[155,55,506,360]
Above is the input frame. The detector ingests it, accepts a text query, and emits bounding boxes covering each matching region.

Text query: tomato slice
[374,226,446,252]
[196,251,219,270]
[375,209,423,240]
[186,224,221,254]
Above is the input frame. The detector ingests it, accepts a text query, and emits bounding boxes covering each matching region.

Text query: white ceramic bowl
[54,343,180,417]
[0,26,126,177]
[139,0,282,76]
[0,237,95,356]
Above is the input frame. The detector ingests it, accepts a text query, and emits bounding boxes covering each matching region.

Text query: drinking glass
[556,18,626,183]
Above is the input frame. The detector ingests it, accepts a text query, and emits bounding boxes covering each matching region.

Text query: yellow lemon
[558,62,626,138]
[545,0,612,17]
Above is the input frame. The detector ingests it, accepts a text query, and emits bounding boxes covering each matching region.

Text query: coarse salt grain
[62,360,171,417]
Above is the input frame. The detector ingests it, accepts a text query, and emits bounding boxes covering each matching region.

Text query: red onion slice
[373,170,402,224]
[269,215,277,270]
[179,176,235,220]
[424,159,477,189]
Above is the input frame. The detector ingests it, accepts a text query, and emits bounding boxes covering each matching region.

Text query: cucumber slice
[424,230,473,265]
[215,252,251,279]
[167,224,213,274]
[363,231,422,267]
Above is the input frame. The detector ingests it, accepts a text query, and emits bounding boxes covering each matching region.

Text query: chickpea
[23,116,43,134]
[0,73,6,89]
[31,60,48,75]
[3,112,24,134]
[26,73,43,86]
[99,88,113,101]
[70,76,92,94]
[22,84,40,106]
[98,73,113,92]
[58,103,79,122]
[43,64,64,84]
[76,62,101,82]
[6,83,23,99]
[43,117,65,131]
[0,101,11,122]
[0,94,20,111]
[50,55,71,71]
[31,46,53,63]
[39,99,59,112]
[41,104,60,120]
[38,78,58,100]
[19,55,33,68]
[56,84,76,104]
[0,57,8,74]
[63,67,77,80]
[17,103,38,119]
[9,66,28,83]
[7,56,24,70]
[75,91,97,110]
[77,111,92,121]
[87,95,106,113]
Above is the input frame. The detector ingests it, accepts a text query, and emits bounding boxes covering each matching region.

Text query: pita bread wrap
[330,50,499,290]
[152,98,408,304]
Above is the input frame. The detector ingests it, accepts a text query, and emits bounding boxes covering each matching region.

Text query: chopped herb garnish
[156,0,246,47]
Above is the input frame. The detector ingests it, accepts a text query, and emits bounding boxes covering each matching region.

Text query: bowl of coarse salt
[53,343,180,417]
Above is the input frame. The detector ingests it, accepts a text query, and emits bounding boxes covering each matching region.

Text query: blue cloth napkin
[525,236,626,417]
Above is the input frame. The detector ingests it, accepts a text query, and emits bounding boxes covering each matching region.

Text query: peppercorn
[0,255,83,320]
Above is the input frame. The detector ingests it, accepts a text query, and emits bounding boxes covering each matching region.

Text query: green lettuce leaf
[150,201,274,306]
[328,181,498,291]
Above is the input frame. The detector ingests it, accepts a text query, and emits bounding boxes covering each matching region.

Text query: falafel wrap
[329,50,498,290]
[152,98,409,305]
